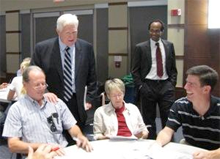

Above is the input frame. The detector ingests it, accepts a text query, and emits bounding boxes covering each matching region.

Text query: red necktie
[156,43,163,78]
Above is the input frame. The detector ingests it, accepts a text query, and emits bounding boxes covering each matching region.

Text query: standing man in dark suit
[132,19,177,139]
[31,14,97,136]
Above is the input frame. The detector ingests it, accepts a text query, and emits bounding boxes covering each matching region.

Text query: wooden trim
[176,55,184,59]
[175,87,186,100]
[109,2,127,6]
[108,53,127,56]
[6,52,21,55]
[176,86,184,89]
[109,27,128,30]
[6,73,16,82]
[6,10,19,13]
[0,77,7,82]
[6,31,21,33]
[168,24,185,28]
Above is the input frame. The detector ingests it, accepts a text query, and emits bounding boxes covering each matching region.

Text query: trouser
[140,79,175,139]
[63,93,86,146]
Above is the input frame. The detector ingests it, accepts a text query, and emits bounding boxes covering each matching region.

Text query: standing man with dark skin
[132,19,177,139]
[31,14,97,141]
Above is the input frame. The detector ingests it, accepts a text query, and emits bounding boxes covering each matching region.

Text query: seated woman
[93,78,148,140]
[7,57,58,103]
[7,57,31,101]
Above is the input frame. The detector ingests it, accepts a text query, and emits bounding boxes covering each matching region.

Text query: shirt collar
[24,94,47,108]
[106,101,129,113]
[58,37,75,52]
[150,38,162,46]
[205,95,220,116]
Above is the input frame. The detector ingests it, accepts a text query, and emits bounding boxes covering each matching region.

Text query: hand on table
[193,151,211,159]
[75,135,93,152]
[27,144,64,159]
[0,83,8,89]
[134,130,148,139]
[50,144,65,157]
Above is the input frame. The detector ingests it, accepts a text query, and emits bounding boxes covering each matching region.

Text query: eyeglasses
[110,94,124,99]
[33,83,48,90]
[47,113,58,132]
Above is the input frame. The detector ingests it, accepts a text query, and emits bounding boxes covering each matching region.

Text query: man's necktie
[63,46,73,102]
[156,43,163,78]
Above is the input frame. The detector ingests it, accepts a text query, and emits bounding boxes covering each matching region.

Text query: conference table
[55,138,206,159]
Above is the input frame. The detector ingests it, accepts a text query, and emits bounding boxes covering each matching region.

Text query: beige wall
[167,0,185,87]
[5,11,21,73]
[108,3,128,78]
[1,0,141,12]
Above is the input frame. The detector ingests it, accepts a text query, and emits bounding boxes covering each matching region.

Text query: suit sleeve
[169,43,178,86]
[86,46,97,103]
[31,44,42,67]
[131,45,143,89]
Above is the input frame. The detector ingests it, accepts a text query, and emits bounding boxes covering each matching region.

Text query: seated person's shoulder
[173,97,191,107]
[95,105,106,113]
[126,103,139,110]
[174,97,189,104]
[212,96,220,105]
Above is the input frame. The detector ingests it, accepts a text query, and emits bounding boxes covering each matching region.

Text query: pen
[51,147,60,151]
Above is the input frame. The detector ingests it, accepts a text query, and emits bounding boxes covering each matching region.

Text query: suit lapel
[161,40,169,68]
[53,38,64,83]
[75,40,82,79]
[146,41,152,68]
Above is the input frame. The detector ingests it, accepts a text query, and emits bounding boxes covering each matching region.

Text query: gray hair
[22,66,44,83]
[186,65,219,91]
[56,14,79,32]
[105,78,125,95]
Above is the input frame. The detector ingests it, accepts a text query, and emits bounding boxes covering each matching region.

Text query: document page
[109,135,138,141]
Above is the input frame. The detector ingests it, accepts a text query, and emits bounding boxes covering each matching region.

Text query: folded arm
[8,137,64,156]
[8,137,41,154]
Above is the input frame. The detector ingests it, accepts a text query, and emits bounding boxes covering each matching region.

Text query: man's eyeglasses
[33,83,48,90]
[47,113,59,132]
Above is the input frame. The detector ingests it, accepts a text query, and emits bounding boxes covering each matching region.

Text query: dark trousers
[63,93,86,146]
[140,79,175,139]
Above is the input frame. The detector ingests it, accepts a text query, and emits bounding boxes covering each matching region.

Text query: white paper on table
[150,150,193,159]
[109,135,138,141]
[147,143,193,159]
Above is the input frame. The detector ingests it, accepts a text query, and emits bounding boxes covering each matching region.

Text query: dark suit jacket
[132,39,177,88]
[31,37,97,123]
